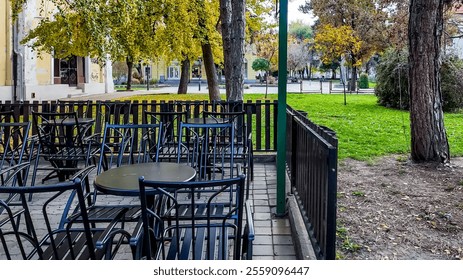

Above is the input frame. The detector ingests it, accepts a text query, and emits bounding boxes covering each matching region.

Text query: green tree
[251,58,270,97]
[301,0,390,91]
[313,24,362,75]
[289,20,313,42]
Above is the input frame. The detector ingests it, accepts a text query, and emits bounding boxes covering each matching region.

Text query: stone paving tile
[274,245,296,256]
[252,189,268,194]
[253,245,275,256]
[253,220,272,227]
[253,199,269,206]
[272,218,291,227]
[274,255,298,260]
[272,226,292,235]
[273,235,294,245]
[253,212,272,220]
[253,235,273,245]
[256,227,272,235]
[253,256,275,260]
[253,206,272,213]
[253,194,269,200]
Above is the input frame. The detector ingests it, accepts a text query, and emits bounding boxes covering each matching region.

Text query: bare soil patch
[337,155,463,260]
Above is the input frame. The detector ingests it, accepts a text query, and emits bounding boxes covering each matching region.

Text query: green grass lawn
[121,93,462,161]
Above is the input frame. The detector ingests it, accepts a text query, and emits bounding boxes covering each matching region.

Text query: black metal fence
[0,100,277,152]
[1,99,337,259]
[286,106,338,260]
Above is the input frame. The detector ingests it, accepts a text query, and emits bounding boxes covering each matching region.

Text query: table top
[94,162,196,196]
[186,118,226,124]
[55,117,95,125]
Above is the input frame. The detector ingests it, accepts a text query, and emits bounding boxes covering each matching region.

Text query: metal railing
[1,100,278,152]
[286,106,338,260]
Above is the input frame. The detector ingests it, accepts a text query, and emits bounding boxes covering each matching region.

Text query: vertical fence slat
[286,106,338,260]
[265,100,271,150]
[255,100,262,151]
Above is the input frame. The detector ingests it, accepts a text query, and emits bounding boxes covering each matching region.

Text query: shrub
[267,76,276,84]
[358,73,369,89]
[441,56,463,112]
[375,48,409,109]
[375,48,463,112]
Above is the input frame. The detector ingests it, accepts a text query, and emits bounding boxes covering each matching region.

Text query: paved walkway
[249,163,297,260]
[63,81,363,101]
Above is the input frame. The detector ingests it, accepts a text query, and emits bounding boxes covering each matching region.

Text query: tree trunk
[178,59,190,94]
[219,0,231,97]
[220,0,245,101]
[126,57,133,91]
[349,66,357,92]
[202,44,221,101]
[265,70,269,98]
[408,0,449,163]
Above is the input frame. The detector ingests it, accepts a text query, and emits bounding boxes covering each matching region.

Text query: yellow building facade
[2,1,260,101]
[0,0,113,102]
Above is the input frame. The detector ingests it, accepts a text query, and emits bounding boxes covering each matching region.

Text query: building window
[167,66,180,79]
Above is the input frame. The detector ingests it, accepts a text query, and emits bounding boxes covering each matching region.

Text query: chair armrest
[95,208,132,250]
[0,162,31,186]
[242,199,255,260]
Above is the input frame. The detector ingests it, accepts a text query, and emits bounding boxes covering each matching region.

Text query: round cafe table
[94,162,196,196]
[186,117,226,124]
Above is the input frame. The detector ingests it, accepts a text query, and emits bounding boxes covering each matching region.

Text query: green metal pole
[276,0,288,216]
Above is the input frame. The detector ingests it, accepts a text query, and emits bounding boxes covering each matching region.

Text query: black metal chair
[97,123,163,173]
[136,174,254,260]
[0,162,30,228]
[63,123,163,232]
[144,111,186,162]
[0,121,38,187]
[0,170,131,260]
[174,100,206,119]
[31,111,97,184]
[177,122,237,181]
[203,110,253,196]
[93,101,132,140]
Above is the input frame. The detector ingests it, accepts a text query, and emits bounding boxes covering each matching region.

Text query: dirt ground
[336,155,463,260]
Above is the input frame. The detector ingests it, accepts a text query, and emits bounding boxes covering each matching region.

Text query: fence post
[325,147,338,260]
[290,112,297,193]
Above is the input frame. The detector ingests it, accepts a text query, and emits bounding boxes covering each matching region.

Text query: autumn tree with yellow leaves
[313,24,361,89]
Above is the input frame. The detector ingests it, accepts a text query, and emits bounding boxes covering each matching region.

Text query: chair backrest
[55,100,92,117]
[32,111,86,157]
[177,122,235,180]
[0,122,36,187]
[203,110,247,144]
[96,123,163,174]
[144,111,186,145]
[174,101,206,119]
[0,162,30,215]
[138,174,246,260]
[0,173,99,260]
[93,101,132,138]
[0,110,18,123]
[0,122,31,170]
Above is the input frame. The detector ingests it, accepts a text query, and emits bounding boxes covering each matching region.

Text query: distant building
[450,6,463,59]
[1,1,113,102]
[1,1,259,101]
